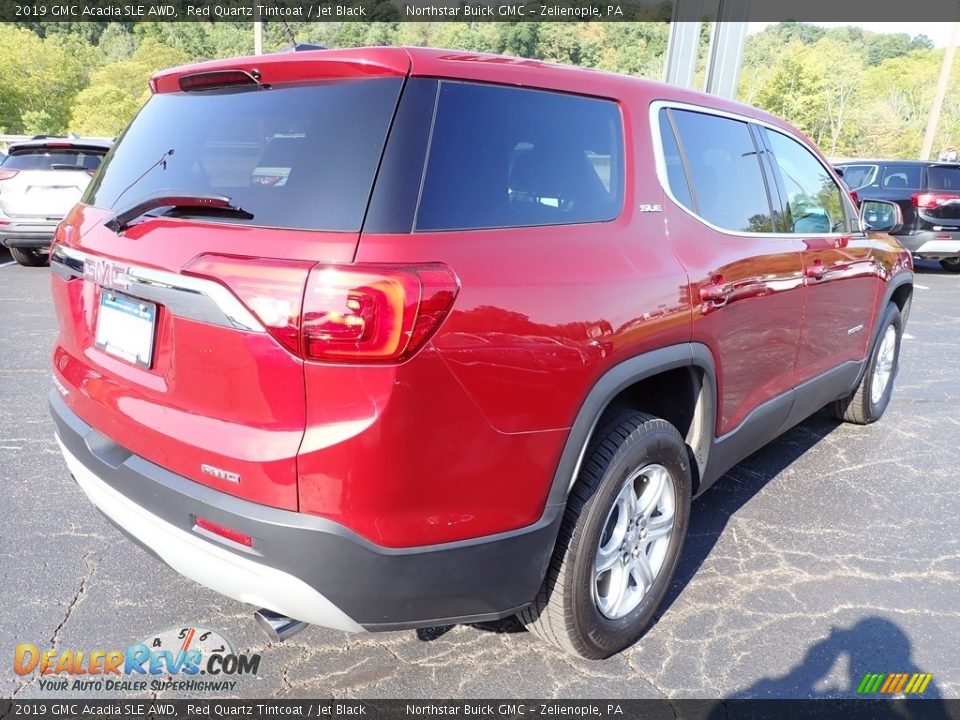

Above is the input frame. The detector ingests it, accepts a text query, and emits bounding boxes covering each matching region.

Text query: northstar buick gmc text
[49,47,913,658]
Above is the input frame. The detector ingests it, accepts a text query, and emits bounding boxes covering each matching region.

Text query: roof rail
[282,43,327,52]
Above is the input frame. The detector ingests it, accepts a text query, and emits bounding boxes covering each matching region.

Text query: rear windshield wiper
[105,193,253,233]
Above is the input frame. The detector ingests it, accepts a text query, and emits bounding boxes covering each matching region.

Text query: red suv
[49,47,913,659]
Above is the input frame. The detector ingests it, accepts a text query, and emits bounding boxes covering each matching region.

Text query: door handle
[699,277,733,303]
[805,260,825,280]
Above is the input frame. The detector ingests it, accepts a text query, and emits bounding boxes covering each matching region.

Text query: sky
[747,22,958,48]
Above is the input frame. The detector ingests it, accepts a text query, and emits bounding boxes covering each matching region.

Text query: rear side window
[764,129,850,234]
[415,82,624,231]
[926,166,960,191]
[665,109,774,233]
[5,149,105,171]
[87,78,403,232]
[880,165,921,190]
[837,164,877,190]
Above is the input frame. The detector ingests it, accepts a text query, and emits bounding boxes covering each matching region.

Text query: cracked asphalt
[1,249,958,700]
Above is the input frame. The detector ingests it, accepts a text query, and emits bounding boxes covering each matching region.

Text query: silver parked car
[0,137,112,266]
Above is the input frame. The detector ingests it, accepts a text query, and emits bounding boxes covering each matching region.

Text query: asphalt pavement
[1,250,958,700]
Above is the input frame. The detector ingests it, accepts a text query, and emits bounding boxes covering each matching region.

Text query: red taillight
[195,516,252,547]
[912,192,960,209]
[86,169,96,177]
[302,264,458,362]
[184,255,459,363]
[0,169,19,181]
[849,189,860,207]
[184,254,314,355]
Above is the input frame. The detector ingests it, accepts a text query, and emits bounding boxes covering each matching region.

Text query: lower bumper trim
[57,435,366,632]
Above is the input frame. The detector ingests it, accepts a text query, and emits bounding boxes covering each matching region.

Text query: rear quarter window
[926,166,960,191]
[415,82,624,231]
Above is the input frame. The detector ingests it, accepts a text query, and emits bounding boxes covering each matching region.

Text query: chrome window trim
[50,245,265,333]
[649,99,863,239]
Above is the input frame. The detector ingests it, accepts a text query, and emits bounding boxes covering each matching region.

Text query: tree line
[0,21,954,160]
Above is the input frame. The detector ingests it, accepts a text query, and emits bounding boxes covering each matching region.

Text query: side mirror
[860,199,903,234]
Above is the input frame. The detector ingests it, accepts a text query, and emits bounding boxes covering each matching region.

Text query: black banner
[2,699,959,720]
[1,0,960,22]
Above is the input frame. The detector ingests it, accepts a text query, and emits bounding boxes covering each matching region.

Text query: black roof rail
[282,43,327,52]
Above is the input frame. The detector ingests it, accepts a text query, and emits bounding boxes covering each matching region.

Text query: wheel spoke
[595,545,621,574]
[645,512,674,541]
[601,563,629,616]
[637,468,666,519]
[629,553,655,594]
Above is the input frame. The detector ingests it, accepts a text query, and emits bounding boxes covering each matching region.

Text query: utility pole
[920,20,960,161]
[254,20,264,55]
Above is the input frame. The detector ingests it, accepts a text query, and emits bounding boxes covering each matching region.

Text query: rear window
[926,166,960,191]
[4,149,105,172]
[86,78,403,232]
[415,82,624,231]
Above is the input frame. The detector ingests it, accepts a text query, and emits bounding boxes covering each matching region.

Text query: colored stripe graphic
[857,673,886,694]
[857,672,932,694]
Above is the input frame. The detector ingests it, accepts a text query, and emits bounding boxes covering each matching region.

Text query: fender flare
[540,342,718,517]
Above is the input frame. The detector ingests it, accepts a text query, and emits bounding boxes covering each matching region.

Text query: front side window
[765,129,849,234]
[415,82,624,231]
[837,164,877,190]
[666,109,774,233]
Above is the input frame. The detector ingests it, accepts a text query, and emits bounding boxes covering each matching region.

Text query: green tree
[0,26,93,134]
[68,39,191,136]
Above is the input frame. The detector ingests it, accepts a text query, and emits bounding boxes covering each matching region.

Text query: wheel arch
[544,343,717,512]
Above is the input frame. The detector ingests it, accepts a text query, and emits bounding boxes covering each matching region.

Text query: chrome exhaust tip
[254,608,309,642]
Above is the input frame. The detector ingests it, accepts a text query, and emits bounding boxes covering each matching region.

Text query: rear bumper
[50,391,558,631]
[0,220,57,248]
[897,230,960,259]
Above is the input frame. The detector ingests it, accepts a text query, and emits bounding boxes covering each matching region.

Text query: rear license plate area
[94,291,157,368]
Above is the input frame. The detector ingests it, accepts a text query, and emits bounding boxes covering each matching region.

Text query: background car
[0,137,112,266]
[836,159,960,272]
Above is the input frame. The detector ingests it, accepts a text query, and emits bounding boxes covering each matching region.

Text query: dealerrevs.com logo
[13,626,261,693]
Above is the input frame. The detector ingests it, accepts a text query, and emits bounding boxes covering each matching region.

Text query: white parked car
[0,137,112,266]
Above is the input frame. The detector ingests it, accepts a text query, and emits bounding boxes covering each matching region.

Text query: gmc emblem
[84,257,130,289]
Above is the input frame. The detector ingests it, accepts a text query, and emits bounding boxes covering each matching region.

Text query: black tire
[830,303,902,425]
[9,247,49,267]
[939,258,960,273]
[519,410,691,658]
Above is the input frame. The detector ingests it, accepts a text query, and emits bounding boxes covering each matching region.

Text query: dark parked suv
[49,47,912,659]
[836,159,960,271]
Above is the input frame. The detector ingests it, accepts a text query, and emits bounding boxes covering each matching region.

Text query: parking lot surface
[2,248,958,700]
